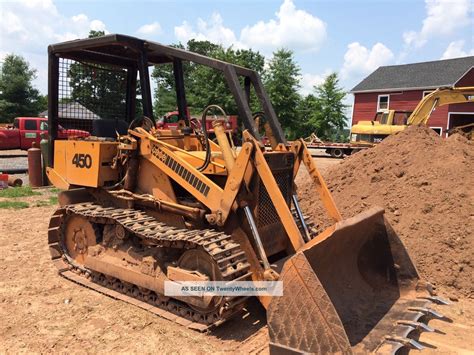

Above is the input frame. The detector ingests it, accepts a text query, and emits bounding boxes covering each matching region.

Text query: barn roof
[351,56,474,93]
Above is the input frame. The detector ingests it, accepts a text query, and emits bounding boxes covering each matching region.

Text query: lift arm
[408,86,474,125]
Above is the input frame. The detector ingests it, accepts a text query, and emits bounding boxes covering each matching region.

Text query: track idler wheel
[63,215,98,265]
[177,249,224,313]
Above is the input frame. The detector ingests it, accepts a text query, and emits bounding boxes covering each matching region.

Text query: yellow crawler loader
[45,34,448,353]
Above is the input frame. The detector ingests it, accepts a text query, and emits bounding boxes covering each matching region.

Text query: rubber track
[47,203,252,331]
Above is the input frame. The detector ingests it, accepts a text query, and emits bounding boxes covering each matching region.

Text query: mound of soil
[299,126,474,298]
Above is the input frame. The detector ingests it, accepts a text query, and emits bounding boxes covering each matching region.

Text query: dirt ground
[0,157,473,354]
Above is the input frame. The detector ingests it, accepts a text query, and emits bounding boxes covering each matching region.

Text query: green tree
[295,93,321,138]
[68,30,128,120]
[152,43,184,117]
[0,54,45,123]
[264,49,301,139]
[311,73,348,141]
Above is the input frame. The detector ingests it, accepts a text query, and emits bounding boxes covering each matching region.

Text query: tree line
[0,31,348,141]
[0,55,47,123]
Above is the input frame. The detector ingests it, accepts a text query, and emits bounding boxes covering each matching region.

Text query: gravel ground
[0,149,30,185]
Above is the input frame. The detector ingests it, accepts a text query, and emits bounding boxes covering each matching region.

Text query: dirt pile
[299,126,474,298]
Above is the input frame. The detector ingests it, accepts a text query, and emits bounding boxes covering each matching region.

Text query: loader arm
[132,128,258,226]
[408,86,474,125]
[291,139,342,222]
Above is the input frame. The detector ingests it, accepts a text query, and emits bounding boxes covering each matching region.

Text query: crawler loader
[45,34,448,354]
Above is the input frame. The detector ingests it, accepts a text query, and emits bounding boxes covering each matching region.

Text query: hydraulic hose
[197,105,228,172]
[128,116,154,132]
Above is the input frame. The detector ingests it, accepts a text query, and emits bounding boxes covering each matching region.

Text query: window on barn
[423,90,434,98]
[377,95,389,111]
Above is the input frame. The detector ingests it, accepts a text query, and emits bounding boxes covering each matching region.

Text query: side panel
[0,130,21,150]
[52,140,68,179]
[64,141,118,187]
[136,158,177,202]
[98,143,120,186]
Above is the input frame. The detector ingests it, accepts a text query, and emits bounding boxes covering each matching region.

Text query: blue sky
[1,0,473,97]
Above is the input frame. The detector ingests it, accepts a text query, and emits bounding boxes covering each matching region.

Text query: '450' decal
[72,153,92,169]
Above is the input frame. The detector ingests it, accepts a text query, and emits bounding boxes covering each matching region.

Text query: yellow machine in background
[45,34,448,354]
[350,86,474,143]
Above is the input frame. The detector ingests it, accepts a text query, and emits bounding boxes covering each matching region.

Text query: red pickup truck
[0,117,89,150]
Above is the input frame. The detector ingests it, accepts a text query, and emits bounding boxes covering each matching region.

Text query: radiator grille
[257,170,292,228]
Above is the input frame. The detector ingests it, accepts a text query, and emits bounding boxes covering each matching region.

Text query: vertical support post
[223,65,260,140]
[126,66,137,123]
[244,76,252,135]
[249,72,286,144]
[47,50,59,167]
[173,59,189,124]
[138,51,153,120]
[244,76,251,106]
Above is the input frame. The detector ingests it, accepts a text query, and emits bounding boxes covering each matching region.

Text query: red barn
[350,56,474,137]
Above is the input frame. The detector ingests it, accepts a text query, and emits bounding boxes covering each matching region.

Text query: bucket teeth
[409,306,445,319]
[418,296,450,305]
[397,320,435,332]
[385,336,425,350]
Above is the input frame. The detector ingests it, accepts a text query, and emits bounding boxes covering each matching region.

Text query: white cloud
[137,22,162,36]
[72,14,88,23]
[340,42,394,81]
[403,0,472,48]
[90,20,107,32]
[174,0,326,53]
[240,0,327,53]
[175,12,241,48]
[441,40,474,59]
[0,1,109,93]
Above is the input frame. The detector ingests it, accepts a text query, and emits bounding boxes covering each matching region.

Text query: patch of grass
[50,188,62,193]
[34,196,58,207]
[0,200,29,209]
[0,186,42,198]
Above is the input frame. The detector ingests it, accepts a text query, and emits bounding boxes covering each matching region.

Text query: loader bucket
[268,207,435,354]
